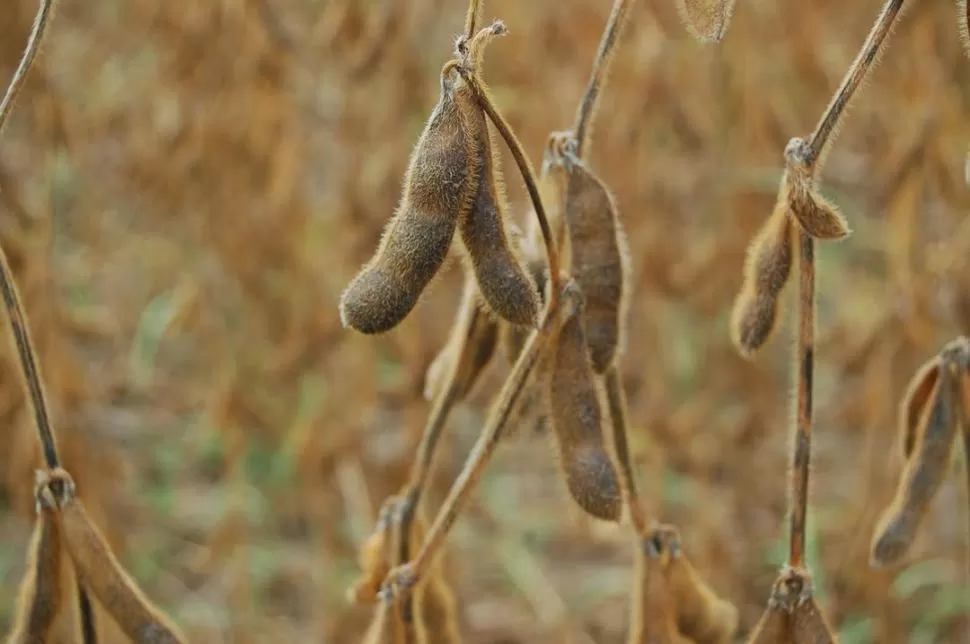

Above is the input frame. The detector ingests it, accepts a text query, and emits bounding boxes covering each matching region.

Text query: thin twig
[0,3,100,642]
[571,0,633,159]
[0,0,59,470]
[464,0,482,40]
[783,0,905,570]
[605,366,648,534]
[788,232,815,569]
[804,0,905,166]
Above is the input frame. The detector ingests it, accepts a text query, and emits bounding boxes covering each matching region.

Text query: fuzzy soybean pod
[664,551,738,644]
[730,203,794,357]
[340,62,481,335]
[457,105,540,329]
[790,597,837,644]
[423,274,498,404]
[628,535,691,644]
[6,471,69,644]
[870,351,963,567]
[42,470,187,644]
[898,356,941,460]
[562,155,629,374]
[547,283,622,521]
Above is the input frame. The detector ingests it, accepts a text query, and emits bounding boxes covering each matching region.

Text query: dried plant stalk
[571,0,633,158]
[871,340,965,567]
[604,366,647,533]
[40,470,187,644]
[0,1,100,641]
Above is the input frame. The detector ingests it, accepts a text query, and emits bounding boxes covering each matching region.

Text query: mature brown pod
[7,471,69,644]
[562,155,630,373]
[340,63,481,335]
[746,608,791,644]
[872,343,965,566]
[457,103,540,328]
[628,534,691,644]
[423,273,499,403]
[664,549,739,643]
[730,203,794,357]
[790,596,837,644]
[898,356,941,459]
[42,469,187,644]
[674,0,738,43]
[782,140,850,241]
[547,283,622,521]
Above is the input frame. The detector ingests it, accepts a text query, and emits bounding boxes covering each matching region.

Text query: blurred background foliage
[0,0,968,642]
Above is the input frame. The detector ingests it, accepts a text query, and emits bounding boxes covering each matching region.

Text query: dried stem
[380,292,562,600]
[455,26,562,309]
[605,366,648,534]
[783,0,905,570]
[572,0,632,159]
[0,3,100,641]
[464,0,482,40]
[0,0,59,471]
[788,233,815,569]
[394,384,460,627]
[804,0,905,166]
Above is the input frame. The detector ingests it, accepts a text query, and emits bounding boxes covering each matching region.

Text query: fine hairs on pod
[339,61,481,335]
[41,469,188,644]
[547,281,622,522]
[6,471,70,644]
[730,202,794,357]
[456,82,540,329]
[423,272,499,404]
[871,344,964,567]
[674,0,738,43]
[561,150,630,374]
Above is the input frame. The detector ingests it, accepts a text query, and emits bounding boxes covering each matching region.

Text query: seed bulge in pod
[563,158,629,373]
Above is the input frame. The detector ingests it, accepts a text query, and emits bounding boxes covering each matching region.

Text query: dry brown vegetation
[0,0,969,642]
